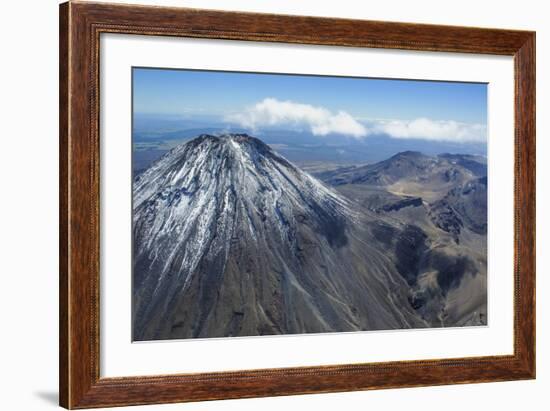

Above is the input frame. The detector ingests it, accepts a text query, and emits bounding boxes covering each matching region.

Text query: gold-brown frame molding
[59,1,535,408]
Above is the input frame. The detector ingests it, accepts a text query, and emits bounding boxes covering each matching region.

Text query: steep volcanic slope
[133,134,426,340]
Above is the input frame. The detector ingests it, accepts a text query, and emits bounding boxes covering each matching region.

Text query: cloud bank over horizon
[226,98,486,143]
[225,98,368,138]
[371,118,486,143]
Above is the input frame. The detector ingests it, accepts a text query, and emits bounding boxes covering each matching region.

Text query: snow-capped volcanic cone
[133,134,425,340]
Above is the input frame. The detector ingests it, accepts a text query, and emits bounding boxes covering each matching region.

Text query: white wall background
[0,0,547,410]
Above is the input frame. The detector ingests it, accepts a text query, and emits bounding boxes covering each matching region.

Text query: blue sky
[133,67,487,143]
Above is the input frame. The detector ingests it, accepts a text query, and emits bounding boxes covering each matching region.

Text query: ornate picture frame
[59,1,535,408]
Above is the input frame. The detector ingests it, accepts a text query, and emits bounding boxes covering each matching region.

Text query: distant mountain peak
[187,133,274,156]
[134,132,348,212]
[317,150,486,188]
[391,150,425,158]
[197,132,255,141]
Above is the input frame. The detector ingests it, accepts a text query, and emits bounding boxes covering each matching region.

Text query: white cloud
[226,98,486,143]
[371,118,486,143]
[225,98,368,138]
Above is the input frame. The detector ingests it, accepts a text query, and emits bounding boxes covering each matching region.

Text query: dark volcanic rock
[428,201,464,238]
[429,176,487,237]
[394,225,429,286]
[370,222,428,286]
[376,196,423,213]
[432,253,477,295]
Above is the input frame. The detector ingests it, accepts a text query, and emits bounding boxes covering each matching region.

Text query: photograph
[131,68,488,341]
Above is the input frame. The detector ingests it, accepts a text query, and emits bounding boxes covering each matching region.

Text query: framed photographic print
[59,1,535,408]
